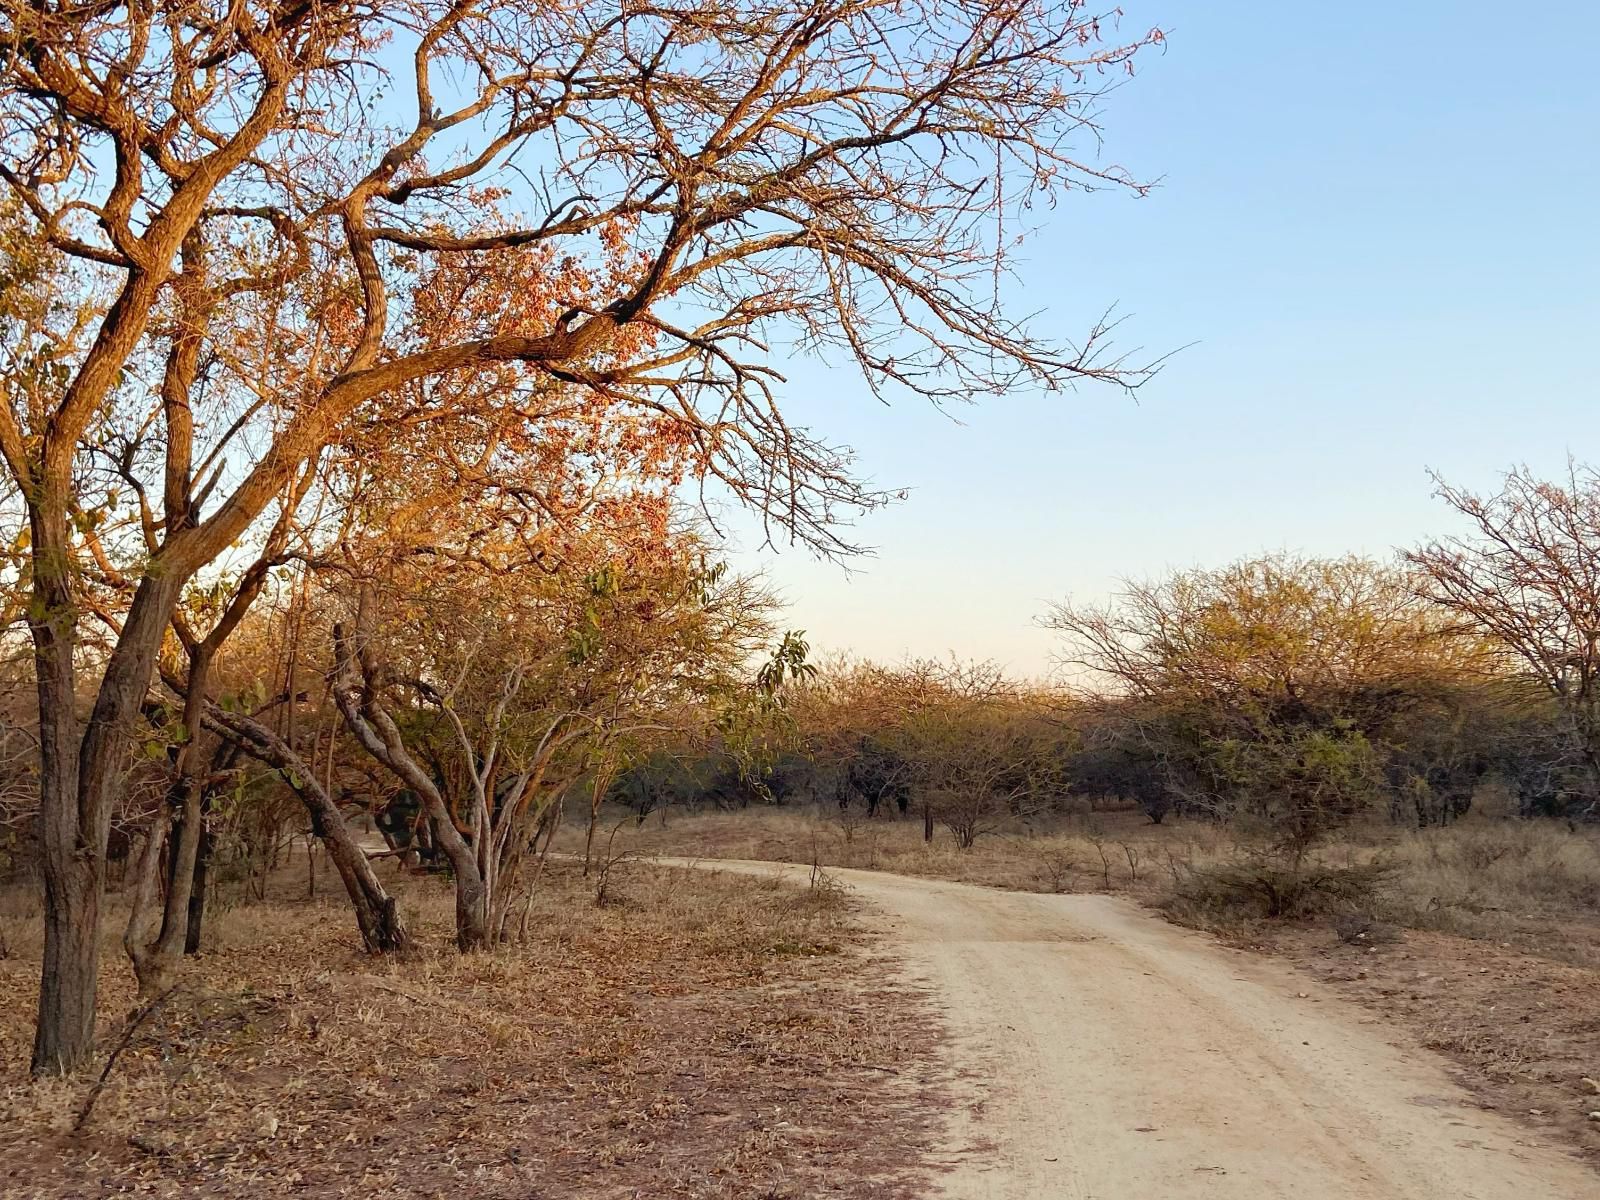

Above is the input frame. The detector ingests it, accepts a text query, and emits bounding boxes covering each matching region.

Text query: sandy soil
[678,860,1597,1200]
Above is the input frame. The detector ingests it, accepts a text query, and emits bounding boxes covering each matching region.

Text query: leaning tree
[1,0,1161,1072]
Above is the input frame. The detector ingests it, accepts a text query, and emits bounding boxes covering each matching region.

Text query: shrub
[1162,856,1395,924]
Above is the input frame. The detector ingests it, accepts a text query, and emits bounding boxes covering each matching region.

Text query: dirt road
[686,861,1594,1199]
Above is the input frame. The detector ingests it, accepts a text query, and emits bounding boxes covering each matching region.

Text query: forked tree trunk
[488,781,563,942]
[34,566,185,1073]
[117,816,207,987]
[331,611,487,950]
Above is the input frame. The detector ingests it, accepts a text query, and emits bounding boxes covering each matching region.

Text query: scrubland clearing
[0,859,941,1199]
[3,4,1599,1198]
[680,859,1599,1200]
[590,805,1600,1177]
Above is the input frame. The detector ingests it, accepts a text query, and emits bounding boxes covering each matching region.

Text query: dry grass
[584,806,1600,956]
[585,802,1600,1164]
[1378,823,1600,954]
[559,806,1200,895]
[0,855,944,1199]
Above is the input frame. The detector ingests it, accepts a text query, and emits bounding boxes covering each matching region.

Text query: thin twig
[75,986,181,1132]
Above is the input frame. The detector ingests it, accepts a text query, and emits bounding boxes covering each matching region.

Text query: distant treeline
[614,490,1600,856]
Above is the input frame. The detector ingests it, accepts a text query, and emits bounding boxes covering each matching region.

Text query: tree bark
[205,707,409,953]
[28,475,89,1073]
[34,554,185,1071]
[34,855,100,1074]
[124,811,175,994]
[150,784,204,978]
[184,822,211,954]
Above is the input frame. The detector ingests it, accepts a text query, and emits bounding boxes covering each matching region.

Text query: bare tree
[1409,463,1600,807]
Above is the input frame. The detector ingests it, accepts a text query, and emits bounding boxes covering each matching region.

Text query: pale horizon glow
[726,2,1600,676]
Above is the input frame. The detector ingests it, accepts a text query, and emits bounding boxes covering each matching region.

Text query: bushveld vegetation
[0,0,1168,1089]
[598,468,1600,943]
[577,493,1600,1163]
[0,2,1165,1190]
[2,0,1598,1188]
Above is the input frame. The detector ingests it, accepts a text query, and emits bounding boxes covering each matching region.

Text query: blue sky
[728,1,1600,675]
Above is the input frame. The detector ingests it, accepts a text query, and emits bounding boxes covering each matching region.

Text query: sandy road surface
[673,860,1595,1199]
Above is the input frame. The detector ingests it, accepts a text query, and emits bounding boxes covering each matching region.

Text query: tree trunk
[456,882,490,951]
[583,802,599,877]
[581,757,618,878]
[148,784,204,982]
[184,824,211,954]
[34,855,101,1074]
[29,492,90,1074]
[322,822,408,952]
[33,539,186,1072]
[206,707,410,954]
[330,610,482,950]
[124,785,203,993]
[125,811,176,995]
[585,764,614,876]
[516,794,564,942]
[125,633,217,994]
